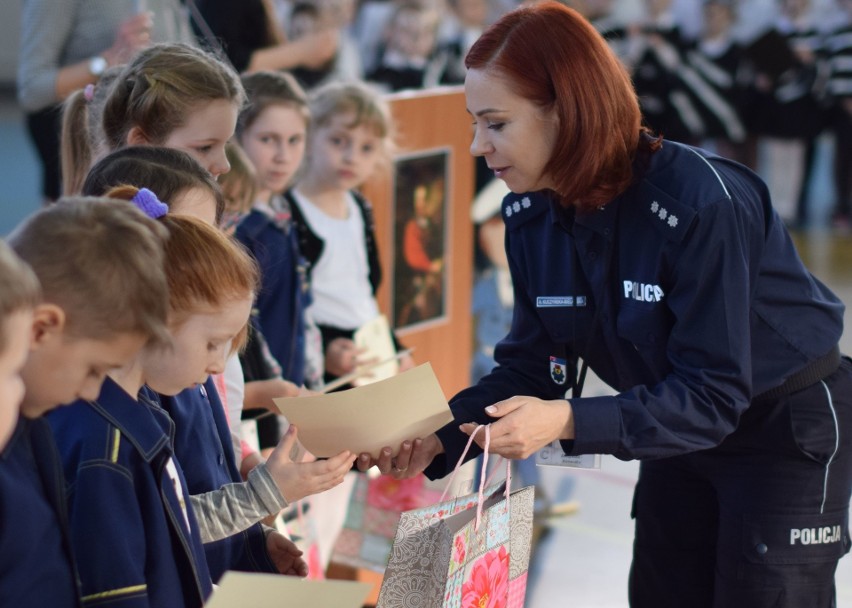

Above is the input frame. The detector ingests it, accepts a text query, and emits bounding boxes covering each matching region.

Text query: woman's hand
[265,425,355,502]
[355,434,444,479]
[459,396,574,459]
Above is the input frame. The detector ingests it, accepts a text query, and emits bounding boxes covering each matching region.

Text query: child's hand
[265,530,308,577]
[325,338,362,376]
[266,425,355,502]
[397,352,416,373]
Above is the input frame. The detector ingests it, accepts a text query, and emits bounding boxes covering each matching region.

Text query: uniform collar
[549,195,618,241]
[0,416,29,461]
[88,377,172,462]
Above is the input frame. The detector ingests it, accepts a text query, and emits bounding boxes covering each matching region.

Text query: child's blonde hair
[61,44,243,197]
[104,185,259,352]
[236,70,310,140]
[102,43,244,151]
[0,241,41,351]
[220,142,257,215]
[308,80,396,171]
[60,66,123,195]
[7,198,171,346]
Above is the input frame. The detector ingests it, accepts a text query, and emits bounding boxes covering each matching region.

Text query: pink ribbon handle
[437,424,511,531]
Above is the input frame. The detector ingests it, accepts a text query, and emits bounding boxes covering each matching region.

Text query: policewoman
[364,3,852,606]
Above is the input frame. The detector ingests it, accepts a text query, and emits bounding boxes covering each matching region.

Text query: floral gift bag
[330,472,445,572]
[377,425,535,608]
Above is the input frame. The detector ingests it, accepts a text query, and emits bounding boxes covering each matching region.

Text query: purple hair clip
[130,188,168,219]
[83,84,95,102]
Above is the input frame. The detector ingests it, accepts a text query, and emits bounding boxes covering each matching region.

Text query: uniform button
[199,385,207,398]
[755,543,768,555]
[218,453,224,466]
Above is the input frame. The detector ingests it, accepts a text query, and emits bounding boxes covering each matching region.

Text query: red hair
[465,1,660,210]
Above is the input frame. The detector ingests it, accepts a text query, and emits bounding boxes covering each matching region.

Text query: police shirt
[427,141,843,477]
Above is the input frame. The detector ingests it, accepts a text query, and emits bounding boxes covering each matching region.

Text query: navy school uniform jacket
[0,417,80,607]
[234,205,309,386]
[153,378,277,582]
[48,377,213,607]
[425,140,844,478]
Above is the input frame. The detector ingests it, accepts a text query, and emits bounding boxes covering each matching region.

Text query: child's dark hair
[236,70,309,139]
[7,198,171,346]
[0,241,41,351]
[81,146,226,223]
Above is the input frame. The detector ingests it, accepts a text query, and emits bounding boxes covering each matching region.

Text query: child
[232,70,316,390]
[220,141,306,459]
[61,42,244,182]
[78,154,354,549]
[2,198,171,607]
[82,145,225,225]
[366,1,443,92]
[291,80,414,383]
[0,242,39,453]
[46,203,248,607]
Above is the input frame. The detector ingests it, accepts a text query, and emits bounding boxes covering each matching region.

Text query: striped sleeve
[189,463,287,543]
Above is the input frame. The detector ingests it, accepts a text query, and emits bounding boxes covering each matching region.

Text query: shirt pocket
[616,301,671,372]
[535,304,593,345]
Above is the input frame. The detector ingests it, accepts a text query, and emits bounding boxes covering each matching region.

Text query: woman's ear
[126,126,151,147]
[30,303,67,348]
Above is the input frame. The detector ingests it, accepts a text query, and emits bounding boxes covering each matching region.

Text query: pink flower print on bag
[461,545,509,608]
[453,535,467,565]
[367,475,427,511]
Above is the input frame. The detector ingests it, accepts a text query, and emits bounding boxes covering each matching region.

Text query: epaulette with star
[635,181,696,243]
[501,192,550,231]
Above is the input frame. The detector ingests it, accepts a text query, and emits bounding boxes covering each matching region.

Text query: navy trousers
[629,358,852,608]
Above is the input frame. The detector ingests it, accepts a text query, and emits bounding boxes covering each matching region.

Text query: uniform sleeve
[17,0,79,111]
[189,463,287,543]
[571,194,754,460]
[68,460,152,608]
[426,227,569,479]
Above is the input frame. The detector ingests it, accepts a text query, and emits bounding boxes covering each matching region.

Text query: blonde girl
[290,80,413,383]
[61,42,244,194]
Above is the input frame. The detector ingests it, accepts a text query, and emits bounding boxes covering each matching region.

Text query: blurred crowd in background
[15,0,852,230]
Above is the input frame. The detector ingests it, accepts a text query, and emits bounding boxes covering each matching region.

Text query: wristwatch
[88,55,108,78]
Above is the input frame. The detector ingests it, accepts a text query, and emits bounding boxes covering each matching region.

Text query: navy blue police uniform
[425,140,852,607]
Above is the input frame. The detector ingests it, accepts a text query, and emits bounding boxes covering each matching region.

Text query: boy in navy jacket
[0,199,170,607]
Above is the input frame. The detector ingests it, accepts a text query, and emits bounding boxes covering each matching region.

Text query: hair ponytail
[60,89,92,196]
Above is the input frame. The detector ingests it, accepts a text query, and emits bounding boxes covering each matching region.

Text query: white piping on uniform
[684,147,731,199]
[819,380,840,514]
